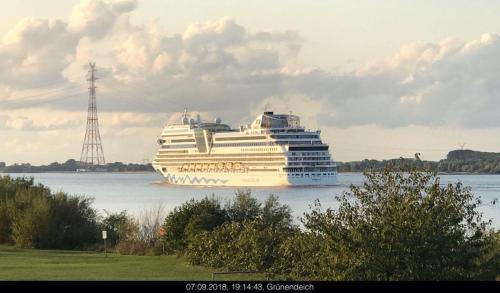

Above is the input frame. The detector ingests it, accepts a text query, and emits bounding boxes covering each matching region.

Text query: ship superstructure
[152,110,337,186]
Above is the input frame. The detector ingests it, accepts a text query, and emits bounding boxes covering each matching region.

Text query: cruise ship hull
[156,170,337,187]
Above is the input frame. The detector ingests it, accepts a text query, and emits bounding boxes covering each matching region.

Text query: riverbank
[4,149,500,174]
[3,171,500,175]
[0,245,265,281]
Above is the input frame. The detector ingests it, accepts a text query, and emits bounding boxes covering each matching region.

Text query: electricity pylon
[80,62,105,167]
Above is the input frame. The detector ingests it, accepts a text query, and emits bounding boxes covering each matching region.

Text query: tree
[35,192,99,249]
[186,193,296,274]
[226,189,261,223]
[162,195,228,253]
[287,164,499,280]
[101,211,130,247]
[262,195,293,229]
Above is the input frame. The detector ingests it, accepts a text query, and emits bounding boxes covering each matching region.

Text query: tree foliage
[1,159,153,173]
[226,189,262,223]
[187,219,294,272]
[100,211,130,248]
[277,165,499,280]
[338,149,500,174]
[168,170,499,280]
[0,176,99,249]
[185,192,296,273]
[161,195,228,253]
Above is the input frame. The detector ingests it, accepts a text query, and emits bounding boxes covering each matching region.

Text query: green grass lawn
[0,245,266,281]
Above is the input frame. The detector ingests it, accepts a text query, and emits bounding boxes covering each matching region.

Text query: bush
[8,188,51,248]
[0,177,50,244]
[262,194,293,229]
[114,217,145,255]
[162,195,228,253]
[108,205,166,256]
[185,193,296,273]
[100,211,130,248]
[0,176,100,249]
[272,231,329,280]
[186,219,294,273]
[226,189,261,223]
[275,165,499,280]
[37,192,99,249]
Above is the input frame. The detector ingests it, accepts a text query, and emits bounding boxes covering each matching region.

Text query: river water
[3,172,499,228]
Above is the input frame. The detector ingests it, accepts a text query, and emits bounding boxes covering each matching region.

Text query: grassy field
[0,245,266,281]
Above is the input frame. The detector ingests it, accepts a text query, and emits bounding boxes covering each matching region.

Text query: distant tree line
[338,149,500,174]
[0,159,154,173]
[3,149,500,174]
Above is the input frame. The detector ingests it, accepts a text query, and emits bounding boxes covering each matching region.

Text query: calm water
[3,172,499,228]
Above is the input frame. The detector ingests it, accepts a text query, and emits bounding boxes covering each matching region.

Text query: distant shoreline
[2,171,500,176]
[3,149,500,175]
[0,171,156,174]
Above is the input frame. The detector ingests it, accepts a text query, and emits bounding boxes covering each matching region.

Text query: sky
[1,0,500,164]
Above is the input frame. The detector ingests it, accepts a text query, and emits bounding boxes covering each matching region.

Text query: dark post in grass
[159,227,166,255]
[102,230,107,257]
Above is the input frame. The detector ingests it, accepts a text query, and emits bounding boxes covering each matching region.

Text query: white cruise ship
[152,110,337,186]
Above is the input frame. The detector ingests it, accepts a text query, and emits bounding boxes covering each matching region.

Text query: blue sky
[1,0,500,164]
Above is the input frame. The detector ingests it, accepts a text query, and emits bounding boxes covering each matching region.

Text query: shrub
[185,194,296,273]
[187,219,294,272]
[37,192,99,249]
[114,204,167,255]
[0,176,50,244]
[114,217,145,255]
[276,165,499,280]
[0,176,100,249]
[262,194,293,229]
[226,189,261,223]
[100,211,130,248]
[8,188,51,248]
[272,231,329,280]
[162,195,228,253]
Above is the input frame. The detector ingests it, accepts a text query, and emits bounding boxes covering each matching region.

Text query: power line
[4,90,87,109]
[6,84,84,100]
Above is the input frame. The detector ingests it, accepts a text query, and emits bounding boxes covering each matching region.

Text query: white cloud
[2,0,500,164]
[1,0,500,131]
[68,0,137,38]
[400,94,423,105]
[0,113,82,131]
[310,32,500,128]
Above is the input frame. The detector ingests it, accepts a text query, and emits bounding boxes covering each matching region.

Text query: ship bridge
[251,112,302,130]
